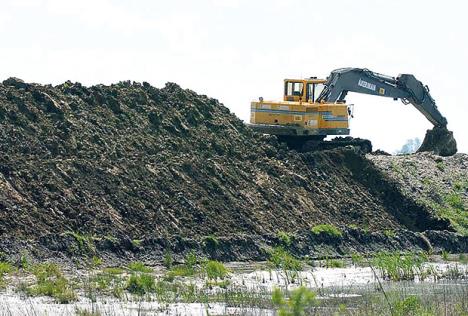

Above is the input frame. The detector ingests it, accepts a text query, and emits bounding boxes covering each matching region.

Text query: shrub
[203,235,219,249]
[372,251,427,281]
[311,224,342,238]
[277,231,293,247]
[163,251,174,269]
[0,262,13,276]
[204,260,229,280]
[126,273,155,295]
[268,247,303,271]
[128,261,152,273]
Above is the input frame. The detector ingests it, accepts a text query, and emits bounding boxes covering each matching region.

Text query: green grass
[268,247,303,272]
[311,224,343,238]
[128,261,152,273]
[27,263,76,303]
[383,229,396,238]
[371,251,427,281]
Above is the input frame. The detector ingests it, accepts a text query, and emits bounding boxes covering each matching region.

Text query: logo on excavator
[358,78,376,91]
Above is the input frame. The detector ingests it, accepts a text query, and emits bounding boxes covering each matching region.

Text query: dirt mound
[417,126,457,156]
[0,78,463,262]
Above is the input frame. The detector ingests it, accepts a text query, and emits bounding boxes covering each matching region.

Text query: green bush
[163,251,174,269]
[311,224,342,238]
[126,273,155,295]
[204,260,229,280]
[0,262,13,276]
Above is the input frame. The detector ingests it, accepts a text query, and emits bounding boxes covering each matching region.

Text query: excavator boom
[317,68,447,127]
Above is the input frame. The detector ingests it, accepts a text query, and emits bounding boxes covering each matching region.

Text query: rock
[417,126,457,156]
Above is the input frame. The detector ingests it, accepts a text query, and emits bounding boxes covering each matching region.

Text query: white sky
[1,0,467,153]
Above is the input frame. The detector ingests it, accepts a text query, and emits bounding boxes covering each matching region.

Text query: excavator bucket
[417,126,457,156]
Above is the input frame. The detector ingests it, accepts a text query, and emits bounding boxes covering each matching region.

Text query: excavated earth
[0,78,466,265]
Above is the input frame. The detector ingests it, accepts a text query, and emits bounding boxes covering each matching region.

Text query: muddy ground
[0,78,466,265]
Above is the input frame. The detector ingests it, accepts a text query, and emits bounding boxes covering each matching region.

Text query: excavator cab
[283,78,326,103]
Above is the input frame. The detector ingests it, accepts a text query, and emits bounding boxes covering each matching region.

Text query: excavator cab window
[306,83,325,102]
[286,81,303,97]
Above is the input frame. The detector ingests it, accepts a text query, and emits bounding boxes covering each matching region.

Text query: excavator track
[278,136,372,154]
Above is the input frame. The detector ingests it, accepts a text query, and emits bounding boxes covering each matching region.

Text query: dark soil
[0,78,464,264]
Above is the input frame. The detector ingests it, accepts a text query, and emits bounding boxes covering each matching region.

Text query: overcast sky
[1,0,467,153]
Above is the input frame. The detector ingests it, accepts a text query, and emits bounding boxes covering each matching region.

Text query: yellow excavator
[249,68,452,153]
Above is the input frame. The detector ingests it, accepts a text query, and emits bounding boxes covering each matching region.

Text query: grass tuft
[128,261,152,273]
[311,224,343,238]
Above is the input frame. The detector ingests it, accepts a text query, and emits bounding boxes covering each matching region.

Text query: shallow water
[0,261,466,316]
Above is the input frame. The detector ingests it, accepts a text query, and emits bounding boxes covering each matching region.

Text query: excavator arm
[316,68,447,127]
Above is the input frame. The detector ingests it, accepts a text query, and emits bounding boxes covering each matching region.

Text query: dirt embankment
[0,78,465,264]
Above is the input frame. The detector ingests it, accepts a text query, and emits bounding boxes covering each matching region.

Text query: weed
[131,239,143,248]
[372,251,427,281]
[91,256,102,267]
[0,261,13,276]
[324,257,344,268]
[393,295,427,315]
[277,231,293,247]
[128,261,152,273]
[204,260,229,280]
[65,231,96,254]
[311,224,342,238]
[0,261,14,288]
[203,235,219,249]
[103,267,124,275]
[441,250,450,262]
[268,247,303,272]
[445,192,464,209]
[163,250,174,269]
[459,253,467,264]
[383,229,396,238]
[436,161,445,171]
[351,252,364,266]
[272,286,317,316]
[185,250,198,269]
[27,263,76,303]
[126,273,155,295]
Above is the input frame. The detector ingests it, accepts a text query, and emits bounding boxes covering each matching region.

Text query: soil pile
[0,78,464,263]
[369,152,468,236]
[418,126,457,156]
